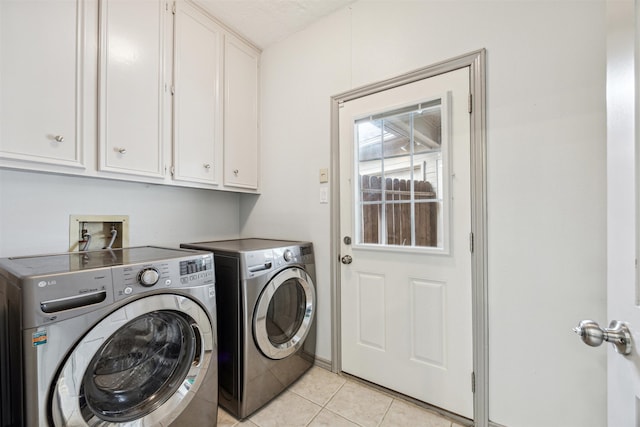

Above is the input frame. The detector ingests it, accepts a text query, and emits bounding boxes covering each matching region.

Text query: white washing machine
[0,246,218,426]
[180,239,316,419]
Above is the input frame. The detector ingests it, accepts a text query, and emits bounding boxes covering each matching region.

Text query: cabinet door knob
[233,169,239,176]
[117,148,127,154]
[54,135,64,143]
[204,163,211,169]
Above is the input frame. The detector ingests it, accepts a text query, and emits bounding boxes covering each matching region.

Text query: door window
[254,267,315,359]
[356,98,448,250]
[266,278,306,345]
[80,311,195,423]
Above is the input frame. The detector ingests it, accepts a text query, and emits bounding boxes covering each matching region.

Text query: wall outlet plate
[69,215,129,252]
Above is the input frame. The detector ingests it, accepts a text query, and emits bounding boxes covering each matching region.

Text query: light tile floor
[216,366,468,427]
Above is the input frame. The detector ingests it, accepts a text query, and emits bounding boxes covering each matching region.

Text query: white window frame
[352,92,452,255]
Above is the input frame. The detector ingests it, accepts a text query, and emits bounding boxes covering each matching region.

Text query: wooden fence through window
[360,175,438,247]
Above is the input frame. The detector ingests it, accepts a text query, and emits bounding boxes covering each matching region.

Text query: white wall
[240,1,607,426]
[239,9,353,365]
[0,169,241,257]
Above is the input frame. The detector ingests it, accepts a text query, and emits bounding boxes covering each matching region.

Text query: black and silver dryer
[180,239,316,419]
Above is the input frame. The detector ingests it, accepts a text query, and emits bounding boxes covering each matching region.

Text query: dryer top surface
[182,238,311,254]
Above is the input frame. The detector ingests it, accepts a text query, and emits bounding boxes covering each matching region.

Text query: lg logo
[37,280,57,288]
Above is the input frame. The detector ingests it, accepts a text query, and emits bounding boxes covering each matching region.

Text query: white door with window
[339,67,473,418]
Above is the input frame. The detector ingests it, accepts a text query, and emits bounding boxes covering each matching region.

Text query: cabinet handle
[54,135,64,143]
[117,148,127,154]
[233,169,239,176]
[203,163,211,169]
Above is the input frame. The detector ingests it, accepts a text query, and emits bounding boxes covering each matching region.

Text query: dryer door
[51,294,213,426]
[254,267,316,359]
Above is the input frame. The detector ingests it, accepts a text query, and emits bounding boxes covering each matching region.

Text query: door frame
[329,49,488,427]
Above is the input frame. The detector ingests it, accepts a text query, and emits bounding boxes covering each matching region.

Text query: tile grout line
[300,376,349,426]
[221,369,461,427]
[375,395,395,427]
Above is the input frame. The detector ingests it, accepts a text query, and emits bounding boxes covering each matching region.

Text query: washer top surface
[0,246,202,277]
[182,238,309,253]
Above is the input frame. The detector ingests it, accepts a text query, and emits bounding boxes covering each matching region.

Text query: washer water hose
[80,229,91,252]
[103,226,118,249]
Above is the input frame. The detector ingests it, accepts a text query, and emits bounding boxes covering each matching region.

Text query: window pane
[358,119,383,244]
[356,99,445,249]
[360,174,381,244]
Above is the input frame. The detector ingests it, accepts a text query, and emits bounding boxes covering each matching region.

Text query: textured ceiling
[195,0,356,49]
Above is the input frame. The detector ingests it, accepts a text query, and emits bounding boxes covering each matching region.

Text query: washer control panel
[4,247,215,328]
[138,268,160,286]
[113,254,214,301]
[179,257,214,285]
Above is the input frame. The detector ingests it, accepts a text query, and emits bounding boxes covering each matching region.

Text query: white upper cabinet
[98,0,166,178]
[172,1,222,185]
[224,34,259,190]
[0,0,259,193]
[0,0,85,168]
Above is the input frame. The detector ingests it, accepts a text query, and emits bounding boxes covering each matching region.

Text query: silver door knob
[54,135,64,142]
[204,163,211,169]
[117,148,127,154]
[341,255,352,264]
[573,319,632,355]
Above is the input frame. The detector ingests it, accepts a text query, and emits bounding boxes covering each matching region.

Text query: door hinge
[468,94,473,114]
[471,372,476,393]
[171,85,175,95]
[469,232,474,253]
[170,165,175,176]
[172,1,176,14]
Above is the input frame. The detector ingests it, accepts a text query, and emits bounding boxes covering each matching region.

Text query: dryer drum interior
[254,267,316,360]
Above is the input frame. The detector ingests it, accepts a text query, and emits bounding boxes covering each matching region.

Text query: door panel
[356,271,386,349]
[606,0,639,425]
[340,67,473,418]
[411,279,445,366]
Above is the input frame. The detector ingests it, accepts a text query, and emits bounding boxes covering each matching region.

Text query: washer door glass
[51,294,214,427]
[254,267,315,359]
[80,311,195,422]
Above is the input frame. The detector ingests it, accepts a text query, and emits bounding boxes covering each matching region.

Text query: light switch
[319,168,329,183]
[320,187,329,204]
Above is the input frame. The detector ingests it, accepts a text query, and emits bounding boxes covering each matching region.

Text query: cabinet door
[172,1,222,185]
[98,0,165,178]
[0,0,85,168]
[224,35,259,190]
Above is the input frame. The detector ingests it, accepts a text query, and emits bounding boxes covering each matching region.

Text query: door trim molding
[329,49,488,427]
